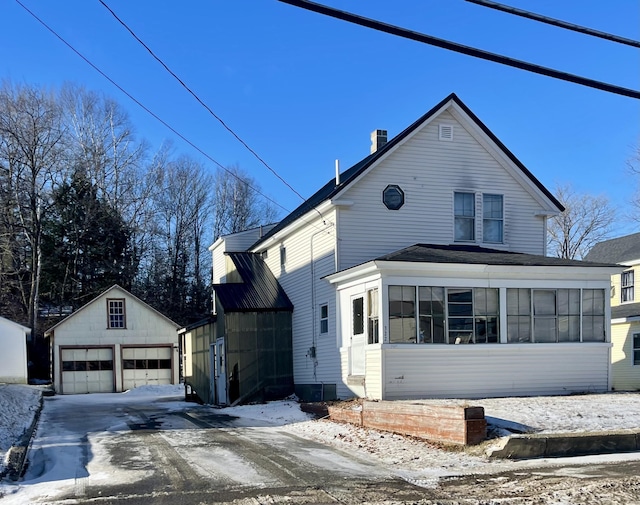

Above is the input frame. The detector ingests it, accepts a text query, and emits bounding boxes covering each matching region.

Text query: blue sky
[2,1,639,235]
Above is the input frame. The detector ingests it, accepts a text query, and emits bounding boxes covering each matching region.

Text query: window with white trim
[622,270,634,302]
[507,288,604,343]
[418,287,445,343]
[319,303,328,334]
[454,192,475,241]
[633,333,640,365]
[367,289,379,344]
[107,298,126,329]
[280,246,286,268]
[483,194,503,243]
[389,286,498,344]
[352,297,364,336]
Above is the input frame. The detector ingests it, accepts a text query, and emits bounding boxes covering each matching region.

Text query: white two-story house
[188,93,620,404]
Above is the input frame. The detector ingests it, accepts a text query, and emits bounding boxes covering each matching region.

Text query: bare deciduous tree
[547,184,616,259]
[0,81,66,331]
[213,165,279,240]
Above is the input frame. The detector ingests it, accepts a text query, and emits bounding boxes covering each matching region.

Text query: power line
[278,0,640,100]
[466,0,640,49]
[98,0,309,205]
[14,0,290,216]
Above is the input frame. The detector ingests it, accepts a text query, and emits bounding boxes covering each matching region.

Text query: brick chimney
[370,129,387,153]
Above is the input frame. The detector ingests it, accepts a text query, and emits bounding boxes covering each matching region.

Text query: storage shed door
[122,347,173,391]
[61,347,115,394]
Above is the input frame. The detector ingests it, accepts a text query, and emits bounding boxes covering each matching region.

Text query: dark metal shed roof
[213,252,293,313]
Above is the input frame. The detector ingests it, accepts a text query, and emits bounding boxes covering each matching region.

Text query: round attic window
[383,185,404,210]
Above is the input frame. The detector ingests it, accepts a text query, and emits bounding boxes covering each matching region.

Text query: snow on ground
[0,384,41,474]
[2,384,640,482]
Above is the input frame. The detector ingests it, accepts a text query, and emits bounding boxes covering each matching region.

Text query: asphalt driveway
[0,391,426,504]
[3,390,640,504]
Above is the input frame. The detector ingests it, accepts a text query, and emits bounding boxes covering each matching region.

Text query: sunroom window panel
[558,315,580,342]
[534,318,557,342]
[533,290,556,316]
[389,286,416,343]
[475,316,499,343]
[582,316,605,342]
[507,315,531,343]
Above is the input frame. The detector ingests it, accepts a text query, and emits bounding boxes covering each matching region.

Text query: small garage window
[62,359,113,371]
[123,359,171,370]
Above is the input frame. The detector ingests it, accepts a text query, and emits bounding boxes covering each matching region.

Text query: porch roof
[376,244,620,267]
[612,302,640,320]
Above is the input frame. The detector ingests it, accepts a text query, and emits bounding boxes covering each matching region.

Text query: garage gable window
[107,299,126,329]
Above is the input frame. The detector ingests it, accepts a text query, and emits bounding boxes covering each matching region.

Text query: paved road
[2,394,640,504]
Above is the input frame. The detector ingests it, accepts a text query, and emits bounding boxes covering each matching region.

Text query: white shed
[0,316,30,384]
[45,285,180,394]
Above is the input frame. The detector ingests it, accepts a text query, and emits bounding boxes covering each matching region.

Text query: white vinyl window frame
[107,298,126,329]
[319,303,329,334]
[454,191,476,242]
[621,270,634,303]
[482,193,504,244]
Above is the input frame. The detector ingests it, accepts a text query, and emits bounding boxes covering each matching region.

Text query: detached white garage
[46,285,180,395]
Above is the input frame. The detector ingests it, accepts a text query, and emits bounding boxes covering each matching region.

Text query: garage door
[122,347,173,391]
[61,347,115,394]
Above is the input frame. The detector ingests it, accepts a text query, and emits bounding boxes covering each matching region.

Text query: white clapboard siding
[380,344,610,400]
[611,322,640,391]
[364,346,383,399]
[211,226,276,284]
[337,110,547,270]
[260,212,341,387]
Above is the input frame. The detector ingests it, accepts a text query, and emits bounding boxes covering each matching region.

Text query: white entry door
[215,337,227,405]
[350,295,365,375]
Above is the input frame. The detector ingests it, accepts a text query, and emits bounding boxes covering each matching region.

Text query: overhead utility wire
[278,0,640,100]
[465,0,640,49]
[14,0,289,216]
[98,0,309,205]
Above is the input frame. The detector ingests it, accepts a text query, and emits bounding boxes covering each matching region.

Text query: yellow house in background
[586,232,640,391]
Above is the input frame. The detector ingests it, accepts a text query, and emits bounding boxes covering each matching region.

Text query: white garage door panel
[122,347,173,391]
[61,348,114,394]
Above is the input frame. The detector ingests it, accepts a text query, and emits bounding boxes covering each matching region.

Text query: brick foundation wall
[328,401,486,446]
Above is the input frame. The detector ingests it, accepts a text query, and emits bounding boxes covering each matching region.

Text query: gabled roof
[214,253,293,313]
[375,243,619,268]
[0,316,31,334]
[251,93,563,250]
[584,232,640,264]
[44,284,180,335]
[612,302,640,320]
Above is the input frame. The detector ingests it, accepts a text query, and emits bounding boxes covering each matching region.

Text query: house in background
[585,232,640,390]
[0,316,30,384]
[189,93,621,404]
[45,285,180,394]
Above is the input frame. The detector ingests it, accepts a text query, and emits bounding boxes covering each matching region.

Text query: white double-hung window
[622,270,634,302]
[454,192,475,241]
[483,194,503,243]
